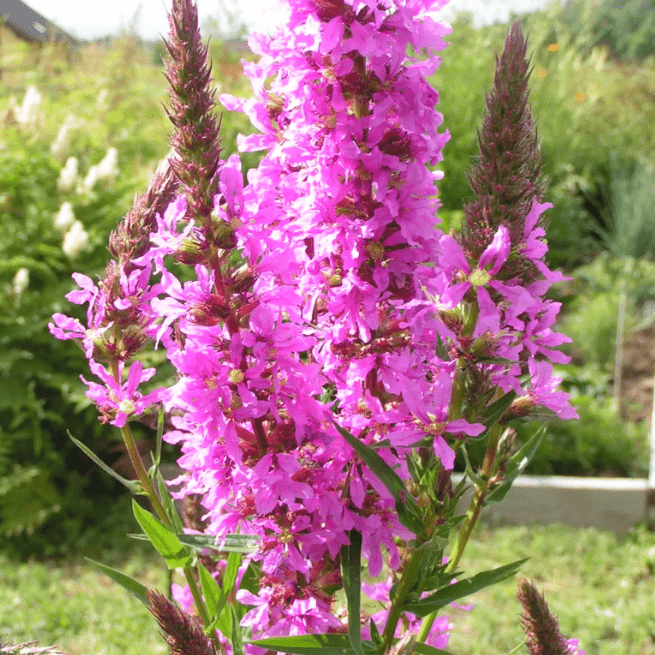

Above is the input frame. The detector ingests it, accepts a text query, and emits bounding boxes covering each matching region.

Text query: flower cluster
[50,0,579,650]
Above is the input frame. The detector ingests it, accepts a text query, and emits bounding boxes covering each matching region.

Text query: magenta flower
[81,359,160,427]
[380,371,484,468]
[438,224,512,309]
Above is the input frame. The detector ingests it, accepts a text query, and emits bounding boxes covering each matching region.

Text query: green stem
[120,423,169,524]
[119,413,218,649]
[382,550,424,652]
[416,423,501,641]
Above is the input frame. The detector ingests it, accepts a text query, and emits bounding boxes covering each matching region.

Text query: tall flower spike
[108,164,178,270]
[164,0,222,226]
[147,590,221,655]
[517,578,584,655]
[460,19,546,285]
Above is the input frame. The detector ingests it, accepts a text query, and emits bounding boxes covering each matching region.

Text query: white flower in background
[12,267,29,298]
[97,147,118,182]
[96,89,108,108]
[80,165,99,194]
[79,147,119,194]
[51,114,81,159]
[54,202,76,233]
[15,86,42,127]
[57,157,79,192]
[62,220,88,259]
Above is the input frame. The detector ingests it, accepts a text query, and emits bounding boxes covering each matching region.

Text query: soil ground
[620,324,655,423]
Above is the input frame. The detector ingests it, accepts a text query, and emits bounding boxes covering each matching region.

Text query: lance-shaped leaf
[197,560,232,638]
[248,634,378,655]
[480,391,517,432]
[484,425,545,506]
[333,422,424,535]
[69,432,141,494]
[414,645,455,655]
[341,529,364,655]
[154,467,185,534]
[127,532,260,553]
[132,499,192,569]
[179,532,259,553]
[214,551,242,632]
[404,558,528,617]
[85,557,149,606]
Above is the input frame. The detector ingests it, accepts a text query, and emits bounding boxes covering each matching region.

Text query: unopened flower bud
[86,328,115,362]
[438,309,463,333]
[228,268,256,294]
[266,93,285,121]
[175,235,206,264]
[470,332,498,359]
[389,633,417,655]
[508,395,534,419]
[189,294,231,324]
[212,219,238,250]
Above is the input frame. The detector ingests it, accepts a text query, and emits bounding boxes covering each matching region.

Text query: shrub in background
[0,25,269,555]
[430,0,655,271]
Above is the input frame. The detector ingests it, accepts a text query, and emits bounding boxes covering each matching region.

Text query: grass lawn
[2,522,655,654]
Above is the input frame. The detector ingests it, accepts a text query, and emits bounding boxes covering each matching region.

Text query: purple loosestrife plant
[49,0,580,653]
[517,579,585,655]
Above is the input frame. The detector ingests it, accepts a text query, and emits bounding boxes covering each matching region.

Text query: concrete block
[453,474,650,534]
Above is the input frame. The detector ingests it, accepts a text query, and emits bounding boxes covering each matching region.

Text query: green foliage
[0,130,134,548]
[561,254,655,369]
[595,155,655,260]
[431,2,655,270]
[559,0,655,64]
[519,391,649,477]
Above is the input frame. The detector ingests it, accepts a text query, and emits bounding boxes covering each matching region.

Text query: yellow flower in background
[537,68,547,78]
[547,43,559,52]
[574,92,586,103]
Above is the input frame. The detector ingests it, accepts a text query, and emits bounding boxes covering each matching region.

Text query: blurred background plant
[2,0,655,558]
[0,16,259,558]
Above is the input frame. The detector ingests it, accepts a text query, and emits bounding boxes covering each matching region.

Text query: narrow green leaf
[154,468,185,534]
[132,499,192,569]
[198,561,222,618]
[333,422,423,534]
[369,618,382,648]
[84,557,149,606]
[340,529,364,655]
[128,531,260,553]
[413,645,455,655]
[460,445,484,488]
[480,391,517,429]
[485,425,546,506]
[215,551,242,625]
[248,633,360,655]
[177,532,259,553]
[404,558,528,617]
[223,551,242,596]
[231,604,246,655]
[69,432,141,494]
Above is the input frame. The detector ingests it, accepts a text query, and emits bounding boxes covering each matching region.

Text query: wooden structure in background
[0,0,77,84]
